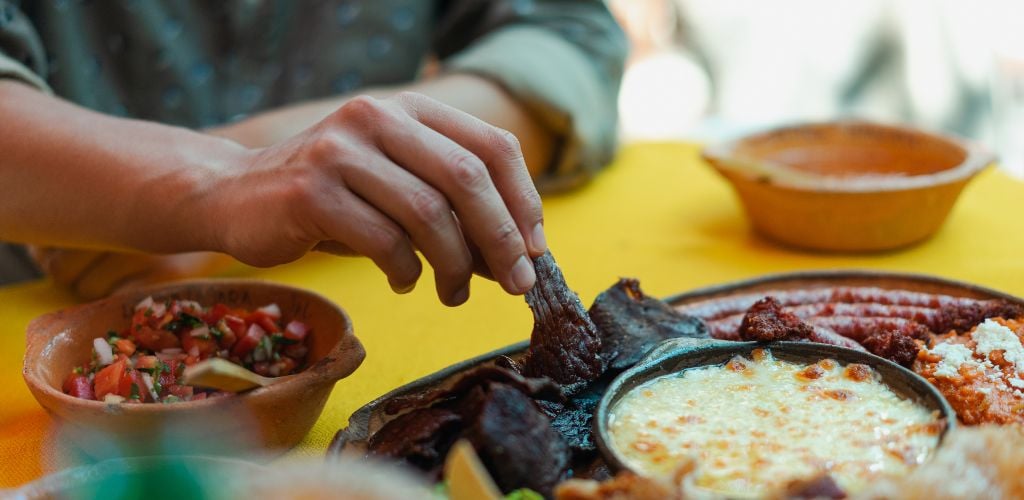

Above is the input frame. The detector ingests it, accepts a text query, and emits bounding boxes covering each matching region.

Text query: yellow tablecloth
[2,142,1023,487]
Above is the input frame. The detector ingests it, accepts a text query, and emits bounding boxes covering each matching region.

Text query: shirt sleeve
[433,0,628,192]
[0,0,51,92]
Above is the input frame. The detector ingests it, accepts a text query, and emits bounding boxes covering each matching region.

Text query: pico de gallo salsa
[62,297,311,404]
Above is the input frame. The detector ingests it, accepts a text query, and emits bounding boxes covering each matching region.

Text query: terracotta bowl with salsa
[702,121,993,252]
[23,279,364,459]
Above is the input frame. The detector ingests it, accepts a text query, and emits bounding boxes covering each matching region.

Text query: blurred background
[608,0,1024,178]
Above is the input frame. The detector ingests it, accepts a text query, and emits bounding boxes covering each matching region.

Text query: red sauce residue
[914,317,1024,425]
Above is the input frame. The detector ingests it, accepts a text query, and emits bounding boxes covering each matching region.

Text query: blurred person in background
[0,0,626,302]
[611,0,1021,149]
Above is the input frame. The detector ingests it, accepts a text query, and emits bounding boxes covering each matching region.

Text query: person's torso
[25,0,435,128]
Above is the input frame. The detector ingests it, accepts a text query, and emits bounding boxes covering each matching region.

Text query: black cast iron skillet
[593,338,956,475]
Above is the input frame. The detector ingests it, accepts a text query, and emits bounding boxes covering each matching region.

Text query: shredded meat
[861,329,921,367]
[738,297,816,341]
[522,251,606,395]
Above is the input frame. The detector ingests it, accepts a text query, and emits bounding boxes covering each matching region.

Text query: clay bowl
[593,339,955,476]
[702,121,993,252]
[23,280,364,459]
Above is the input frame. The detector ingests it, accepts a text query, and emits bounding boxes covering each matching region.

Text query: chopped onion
[188,345,200,358]
[190,325,210,338]
[258,303,281,319]
[135,296,154,312]
[150,301,167,318]
[93,337,114,366]
[140,372,160,401]
[103,394,125,404]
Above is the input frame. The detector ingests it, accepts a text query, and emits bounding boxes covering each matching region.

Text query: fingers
[393,92,546,258]
[341,153,474,306]
[374,111,533,295]
[310,189,424,296]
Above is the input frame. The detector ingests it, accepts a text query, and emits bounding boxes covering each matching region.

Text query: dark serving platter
[327,270,1023,459]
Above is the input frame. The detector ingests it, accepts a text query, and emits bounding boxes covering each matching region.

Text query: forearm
[212,74,555,177]
[0,81,245,253]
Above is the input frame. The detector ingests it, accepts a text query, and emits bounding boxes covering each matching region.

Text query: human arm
[0,81,546,305]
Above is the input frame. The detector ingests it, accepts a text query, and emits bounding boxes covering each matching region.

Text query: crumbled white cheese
[1010,378,1024,389]
[930,342,979,378]
[972,319,1024,374]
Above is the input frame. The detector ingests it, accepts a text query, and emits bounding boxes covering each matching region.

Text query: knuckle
[305,131,346,163]
[367,223,406,259]
[493,128,523,160]
[339,95,384,122]
[407,188,450,226]
[445,151,489,192]
[492,219,523,248]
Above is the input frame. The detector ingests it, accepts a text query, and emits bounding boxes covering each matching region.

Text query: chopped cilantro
[73,366,83,375]
[130,383,140,400]
[165,313,204,333]
[163,395,181,404]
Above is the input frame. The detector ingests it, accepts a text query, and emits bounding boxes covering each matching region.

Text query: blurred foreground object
[702,121,992,252]
[6,455,431,500]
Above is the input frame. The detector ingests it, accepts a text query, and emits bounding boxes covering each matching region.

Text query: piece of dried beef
[522,251,605,395]
[589,278,708,371]
[861,329,921,367]
[366,407,462,472]
[464,382,571,496]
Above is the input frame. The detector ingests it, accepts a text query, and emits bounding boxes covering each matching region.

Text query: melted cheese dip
[608,349,942,497]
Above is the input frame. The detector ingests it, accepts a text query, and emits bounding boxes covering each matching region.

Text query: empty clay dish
[702,121,993,252]
[23,279,364,459]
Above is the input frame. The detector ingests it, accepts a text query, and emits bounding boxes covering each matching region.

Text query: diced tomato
[232,323,266,357]
[252,361,271,376]
[181,331,218,358]
[283,343,308,359]
[204,303,232,325]
[271,357,298,376]
[94,359,131,399]
[282,321,309,342]
[191,392,208,401]
[114,338,136,356]
[133,326,181,351]
[129,370,149,403]
[223,315,247,338]
[63,373,95,400]
[215,320,238,350]
[135,355,159,370]
[167,385,193,399]
[247,309,280,334]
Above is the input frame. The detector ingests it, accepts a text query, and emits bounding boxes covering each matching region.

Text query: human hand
[31,247,234,300]
[210,92,547,306]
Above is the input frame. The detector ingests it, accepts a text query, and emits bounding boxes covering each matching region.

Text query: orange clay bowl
[23,280,364,459]
[702,121,994,252]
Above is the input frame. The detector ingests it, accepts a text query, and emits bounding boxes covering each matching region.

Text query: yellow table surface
[2,142,1023,487]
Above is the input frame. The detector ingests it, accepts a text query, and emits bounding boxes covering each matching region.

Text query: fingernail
[392,281,416,294]
[530,223,547,254]
[451,283,470,305]
[509,255,536,293]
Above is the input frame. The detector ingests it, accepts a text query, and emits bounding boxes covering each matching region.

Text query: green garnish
[73,366,83,375]
[505,489,543,500]
[130,383,140,400]
[106,330,119,338]
[165,313,204,333]
[163,395,181,404]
